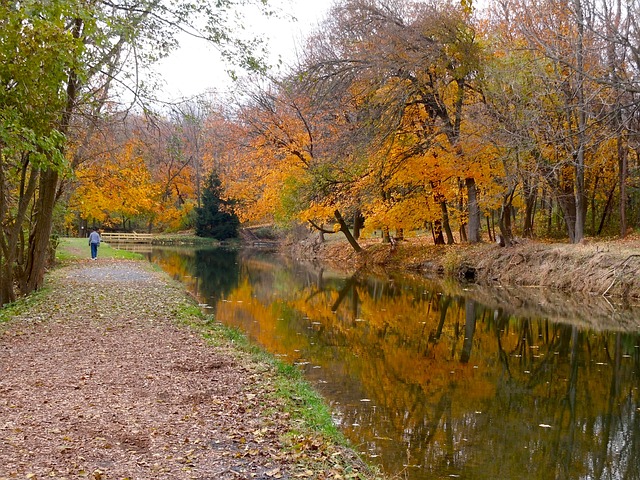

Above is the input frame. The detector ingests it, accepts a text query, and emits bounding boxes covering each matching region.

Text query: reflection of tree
[460,299,477,363]
[494,308,513,379]
[594,332,620,479]
[516,319,533,363]
[625,392,640,479]
[553,326,580,479]
[331,274,359,315]
[303,268,326,302]
[193,248,240,302]
[303,272,640,479]
[429,295,452,343]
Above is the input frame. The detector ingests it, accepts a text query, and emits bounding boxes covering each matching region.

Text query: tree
[195,171,240,240]
[500,0,605,243]
[296,0,486,243]
[0,1,80,305]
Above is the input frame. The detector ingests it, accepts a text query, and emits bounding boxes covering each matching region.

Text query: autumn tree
[132,111,201,231]
[493,0,609,243]
[220,79,318,219]
[69,139,160,231]
[296,0,487,243]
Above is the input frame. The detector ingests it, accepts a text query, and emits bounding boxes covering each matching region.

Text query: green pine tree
[195,171,240,240]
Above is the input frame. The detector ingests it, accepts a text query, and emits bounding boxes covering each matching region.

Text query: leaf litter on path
[0,260,381,479]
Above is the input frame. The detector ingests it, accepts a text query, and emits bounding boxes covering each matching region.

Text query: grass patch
[272,361,344,442]
[57,237,144,261]
[0,285,50,324]
[153,234,220,246]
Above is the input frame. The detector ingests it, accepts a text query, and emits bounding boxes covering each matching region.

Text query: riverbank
[293,233,640,300]
[0,248,383,478]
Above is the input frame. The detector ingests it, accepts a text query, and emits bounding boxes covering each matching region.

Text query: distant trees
[53,0,640,256]
[69,138,161,231]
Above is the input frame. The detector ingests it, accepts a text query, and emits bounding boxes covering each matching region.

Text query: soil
[0,260,380,480]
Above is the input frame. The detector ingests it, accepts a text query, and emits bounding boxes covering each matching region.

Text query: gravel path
[0,260,377,480]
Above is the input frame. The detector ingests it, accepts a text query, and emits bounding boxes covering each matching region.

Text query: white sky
[155,0,334,100]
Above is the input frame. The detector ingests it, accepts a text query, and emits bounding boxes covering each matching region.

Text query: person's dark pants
[90,243,99,259]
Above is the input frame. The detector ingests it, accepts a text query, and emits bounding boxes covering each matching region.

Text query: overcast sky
[155,0,334,100]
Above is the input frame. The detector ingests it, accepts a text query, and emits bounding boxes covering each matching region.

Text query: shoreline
[291,235,640,301]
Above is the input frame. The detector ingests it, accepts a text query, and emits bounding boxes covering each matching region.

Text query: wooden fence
[100,232,154,244]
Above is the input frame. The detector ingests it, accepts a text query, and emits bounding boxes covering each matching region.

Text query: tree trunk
[597,181,617,235]
[465,177,480,243]
[572,0,588,244]
[498,188,515,247]
[334,209,362,252]
[486,215,493,242]
[459,224,467,243]
[432,221,445,245]
[23,168,59,294]
[590,171,600,236]
[574,150,587,243]
[619,135,628,237]
[353,210,365,240]
[441,201,454,245]
[458,178,467,243]
[381,225,391,244]
[522,178,538,238]
[543,190,553,236]
[498,206,512,247]
[0,159,40,306]
[557,190,577,243]
[491,210,497,241]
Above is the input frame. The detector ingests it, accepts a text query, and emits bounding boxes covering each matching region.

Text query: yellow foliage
[299,203,336,225]
[69,140,161,227]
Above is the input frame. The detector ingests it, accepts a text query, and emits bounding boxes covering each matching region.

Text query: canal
[146,246,640,480]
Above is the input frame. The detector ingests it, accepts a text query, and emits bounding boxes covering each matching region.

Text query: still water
[146,246,640,480]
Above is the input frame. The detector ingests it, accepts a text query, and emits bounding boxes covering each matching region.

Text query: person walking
[88,228,101,260]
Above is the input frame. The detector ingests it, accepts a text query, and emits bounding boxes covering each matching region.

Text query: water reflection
[147,247,640,480]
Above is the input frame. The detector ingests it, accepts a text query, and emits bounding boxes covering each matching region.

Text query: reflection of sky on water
[147,246,640,480]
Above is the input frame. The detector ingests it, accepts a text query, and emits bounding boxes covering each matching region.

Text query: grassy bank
[314,234,640,300]
[152,233,222,246]
[56,236,144,262]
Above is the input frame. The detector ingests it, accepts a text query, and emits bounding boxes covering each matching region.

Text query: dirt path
[0,260,377,479]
